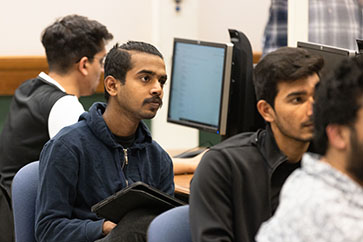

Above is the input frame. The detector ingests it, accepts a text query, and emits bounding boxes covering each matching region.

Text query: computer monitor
[297,41,357,78]
[167,38,233,136]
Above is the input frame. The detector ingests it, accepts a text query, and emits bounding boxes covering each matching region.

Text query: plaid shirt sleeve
[309,0,363,51]
[262,0,362,55]
[262,0,288,56]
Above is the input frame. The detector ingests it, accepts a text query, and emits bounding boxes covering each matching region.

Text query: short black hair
[103,41,163,102]
[254,47,324,107]
[41,14,113,74]
[313,56,363,155]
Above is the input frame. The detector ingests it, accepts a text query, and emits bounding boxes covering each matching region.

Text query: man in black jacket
[189,47,324,242]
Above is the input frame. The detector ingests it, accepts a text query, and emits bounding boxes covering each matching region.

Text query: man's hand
[102,221,117,235]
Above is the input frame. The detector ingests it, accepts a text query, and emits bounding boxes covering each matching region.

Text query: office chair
[147,205,192,242]
[12,161,39,242]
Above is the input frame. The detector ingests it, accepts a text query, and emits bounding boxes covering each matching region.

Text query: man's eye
[159,79,166,87]
[141,76,151,82]
[291,97,303,104]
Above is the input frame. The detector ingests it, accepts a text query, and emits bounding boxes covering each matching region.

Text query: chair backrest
[147,205,192,242]
[12,161,39,242]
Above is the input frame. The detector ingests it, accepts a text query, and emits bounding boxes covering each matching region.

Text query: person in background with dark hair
[0,14,113,242]
[35,41,173,242]
[189,47,324,242]
[256,56,363,242]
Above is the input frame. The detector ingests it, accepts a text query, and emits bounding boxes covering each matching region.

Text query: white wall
[197,0,270,52]
[0,0,154,55]
[1,0,270,150]
[288,0,309,47]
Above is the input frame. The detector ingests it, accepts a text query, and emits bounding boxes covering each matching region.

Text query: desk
[168,149,204,200]
[167,149,195,197]
[174,174,193,203]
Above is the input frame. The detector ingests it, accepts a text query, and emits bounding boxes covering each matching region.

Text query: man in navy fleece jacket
[35,41,173,242]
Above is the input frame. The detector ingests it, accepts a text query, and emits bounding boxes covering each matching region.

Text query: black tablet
[91,182,186,223]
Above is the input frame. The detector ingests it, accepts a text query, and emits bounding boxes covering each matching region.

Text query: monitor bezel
[167,38,234,135]
[297,41,357,57]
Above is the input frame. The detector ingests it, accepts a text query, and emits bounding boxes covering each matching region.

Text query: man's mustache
[143,96,163,108]
[301,118,313,127]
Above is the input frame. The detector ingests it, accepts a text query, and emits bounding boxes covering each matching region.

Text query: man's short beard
[273,117,313,143]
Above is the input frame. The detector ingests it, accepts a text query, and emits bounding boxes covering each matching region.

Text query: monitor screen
[297,41,357,78]
[167,38,233,135]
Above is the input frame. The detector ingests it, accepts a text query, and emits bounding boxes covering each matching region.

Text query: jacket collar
[80,102,152,149]
[255,125,288,176]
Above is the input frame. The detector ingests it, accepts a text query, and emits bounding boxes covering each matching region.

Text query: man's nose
[307,97,314,116]
[151,80,162,96]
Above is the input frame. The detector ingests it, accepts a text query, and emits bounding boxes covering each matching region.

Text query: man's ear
[257,100,275,123]
[104,76,118,98]
[78,57,89,76]
[326,124,349,150]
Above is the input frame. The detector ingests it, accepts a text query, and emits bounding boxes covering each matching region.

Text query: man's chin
[300,128,314,141]
[298,135,313,143]
[141,112,157,120]
[293,131,313,143]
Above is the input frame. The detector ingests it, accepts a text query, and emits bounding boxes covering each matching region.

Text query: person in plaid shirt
[262,0,363,55]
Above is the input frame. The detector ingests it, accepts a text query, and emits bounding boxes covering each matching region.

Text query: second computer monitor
[167,38,233,135]
[297,41,357,78]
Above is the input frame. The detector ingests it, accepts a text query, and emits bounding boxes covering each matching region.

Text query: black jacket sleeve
[189,149,237,242]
